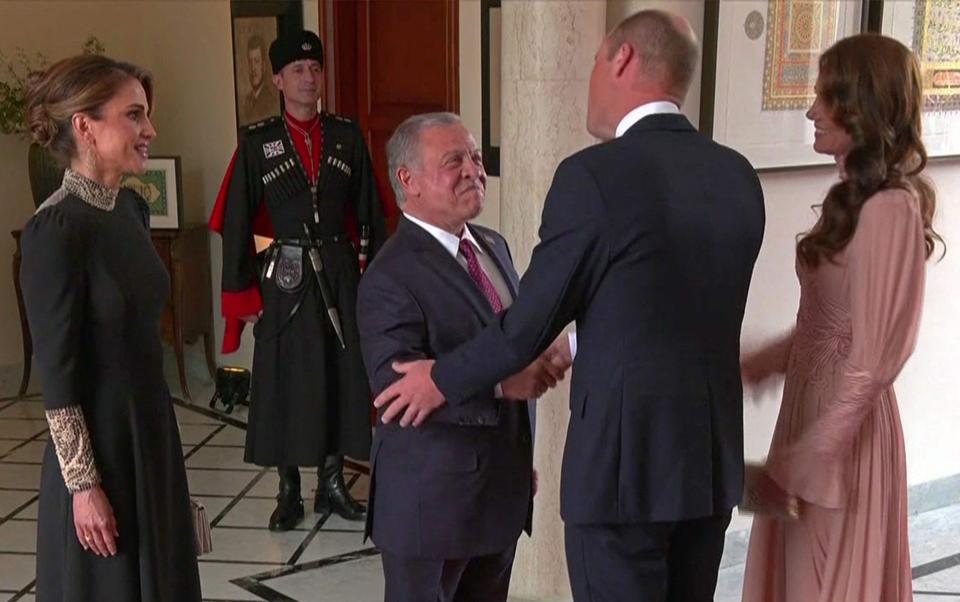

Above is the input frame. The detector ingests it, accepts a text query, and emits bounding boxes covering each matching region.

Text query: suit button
[520,433,530,444]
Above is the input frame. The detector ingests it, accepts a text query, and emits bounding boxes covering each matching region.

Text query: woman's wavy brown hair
[797,34,942,267]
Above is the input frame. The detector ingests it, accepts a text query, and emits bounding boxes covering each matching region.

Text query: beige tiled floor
[0,374,376,601]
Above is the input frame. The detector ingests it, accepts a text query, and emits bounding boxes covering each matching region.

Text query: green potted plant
[0,36,105,207]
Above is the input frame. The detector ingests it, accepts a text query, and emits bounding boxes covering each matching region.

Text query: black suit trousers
[381,545,517,602]
[565,513,732,602]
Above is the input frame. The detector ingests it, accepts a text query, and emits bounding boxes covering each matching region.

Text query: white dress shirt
[404,212,514,397]
[614,100,681,138]
[403,213,513,309]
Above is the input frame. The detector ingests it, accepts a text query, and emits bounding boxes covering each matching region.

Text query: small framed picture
[122,156,182,229]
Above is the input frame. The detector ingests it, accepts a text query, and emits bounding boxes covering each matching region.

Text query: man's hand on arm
[373,359,445,427]
[374,334,574,424]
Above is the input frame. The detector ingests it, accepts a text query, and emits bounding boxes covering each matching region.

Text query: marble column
[499,1,606,600]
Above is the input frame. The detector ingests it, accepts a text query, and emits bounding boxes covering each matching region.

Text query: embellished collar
[62,168,119,211]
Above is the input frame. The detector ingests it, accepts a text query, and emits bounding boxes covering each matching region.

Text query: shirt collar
[284,110,320,129]
[404,212,484,258]
[615,101,681,138]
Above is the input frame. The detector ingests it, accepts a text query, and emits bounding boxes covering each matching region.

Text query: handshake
[375,333,575,427]
[500,333,573,400]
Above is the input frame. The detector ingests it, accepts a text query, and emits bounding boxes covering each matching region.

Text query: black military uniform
[209,31,386,530]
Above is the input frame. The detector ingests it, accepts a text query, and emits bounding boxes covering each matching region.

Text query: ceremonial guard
[209,30,386,531]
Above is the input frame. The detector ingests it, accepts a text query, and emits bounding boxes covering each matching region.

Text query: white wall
[740,161,960,487]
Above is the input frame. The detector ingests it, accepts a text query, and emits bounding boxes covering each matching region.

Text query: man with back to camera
[372,10,765,601]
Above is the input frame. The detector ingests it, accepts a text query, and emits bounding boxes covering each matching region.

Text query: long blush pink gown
[742,189,926,602]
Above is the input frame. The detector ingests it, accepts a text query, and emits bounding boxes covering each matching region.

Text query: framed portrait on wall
[230,0,303,130]
[700,1,870,170]
[122,157,182,230]
[879,0,960,158]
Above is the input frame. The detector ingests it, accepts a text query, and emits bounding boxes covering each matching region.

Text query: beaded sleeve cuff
[45,406,101,493]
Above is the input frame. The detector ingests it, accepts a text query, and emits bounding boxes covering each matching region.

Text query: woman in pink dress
[740,34,943,602]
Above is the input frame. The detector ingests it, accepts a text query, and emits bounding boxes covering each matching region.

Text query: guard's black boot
[315,455,366,521]
[268,466,304,531]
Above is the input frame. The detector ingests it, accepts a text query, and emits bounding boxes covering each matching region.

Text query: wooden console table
[12,225,217,400]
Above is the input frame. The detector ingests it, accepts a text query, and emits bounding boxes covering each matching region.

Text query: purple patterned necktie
[458,239,504,313]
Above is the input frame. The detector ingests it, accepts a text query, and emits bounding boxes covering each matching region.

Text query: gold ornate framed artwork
[880,0,960,158]
[701,1,869,169]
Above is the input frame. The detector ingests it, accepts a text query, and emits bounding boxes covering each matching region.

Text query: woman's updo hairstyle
[26,54,153,165]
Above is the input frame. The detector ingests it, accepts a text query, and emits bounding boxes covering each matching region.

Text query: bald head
[607,9,699,100]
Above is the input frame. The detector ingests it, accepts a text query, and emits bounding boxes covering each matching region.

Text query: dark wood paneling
[331,0,360,119]
[327,0,459,231]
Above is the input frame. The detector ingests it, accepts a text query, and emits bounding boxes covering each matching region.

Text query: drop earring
[84,144,98,175]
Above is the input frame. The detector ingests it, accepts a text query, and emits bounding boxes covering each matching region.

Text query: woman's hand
[741,349,776,385]
[741,344,789,404]
[73,486,119,557]
[741,331,794,399]
[742,463,800,520]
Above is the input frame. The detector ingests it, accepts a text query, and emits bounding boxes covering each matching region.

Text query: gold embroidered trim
[45,406,101,493]
[62,168,118,211]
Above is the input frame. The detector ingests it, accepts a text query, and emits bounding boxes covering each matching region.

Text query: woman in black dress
[21,55,201,601]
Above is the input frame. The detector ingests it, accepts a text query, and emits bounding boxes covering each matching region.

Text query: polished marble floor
[714,502,960,601]
[0,361,383,602]
[0,365,957,601]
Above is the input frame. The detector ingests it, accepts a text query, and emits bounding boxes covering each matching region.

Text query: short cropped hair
[607,10,699,98]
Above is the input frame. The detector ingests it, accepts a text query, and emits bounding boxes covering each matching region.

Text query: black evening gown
[20,189,202,601]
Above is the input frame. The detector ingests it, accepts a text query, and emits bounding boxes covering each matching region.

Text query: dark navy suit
[430,113,765,601]
[357,217,534,601]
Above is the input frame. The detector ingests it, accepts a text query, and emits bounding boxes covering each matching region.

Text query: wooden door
[323,0,459,231]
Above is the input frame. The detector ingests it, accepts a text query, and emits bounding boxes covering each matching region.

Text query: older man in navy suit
[357,113,563,602]
[373,10,765,602]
